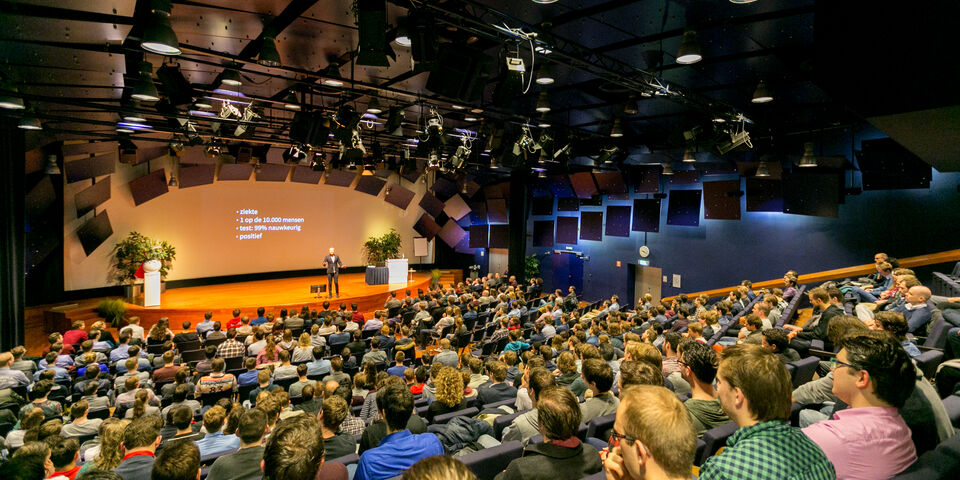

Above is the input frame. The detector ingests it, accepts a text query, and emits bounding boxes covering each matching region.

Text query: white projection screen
[63,155,431,290]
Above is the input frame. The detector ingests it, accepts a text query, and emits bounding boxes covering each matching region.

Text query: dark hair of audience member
[151,440,200,480]
[402,456,476,480]
[262,415,325,480]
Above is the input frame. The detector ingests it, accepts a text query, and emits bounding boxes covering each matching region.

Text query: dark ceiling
[0,0,956,173]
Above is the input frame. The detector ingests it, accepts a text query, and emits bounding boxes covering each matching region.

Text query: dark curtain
[0,120,26,350]
[508,172,528,282]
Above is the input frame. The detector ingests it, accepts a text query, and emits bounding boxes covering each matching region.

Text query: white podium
[386,258,408,284]
[143,260,162,307]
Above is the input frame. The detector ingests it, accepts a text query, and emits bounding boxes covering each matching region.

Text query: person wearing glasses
[802,333,917,480]
[494,386,603,480]
[698,344,835,480]
[602,385,697,480]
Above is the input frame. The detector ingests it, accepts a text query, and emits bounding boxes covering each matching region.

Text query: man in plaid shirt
[699,344,835,480]
[216,328,246,359]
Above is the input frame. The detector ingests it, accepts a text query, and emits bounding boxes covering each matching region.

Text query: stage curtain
[0,120,26,350]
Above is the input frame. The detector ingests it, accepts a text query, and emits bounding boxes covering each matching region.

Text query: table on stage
[365,258,409,285]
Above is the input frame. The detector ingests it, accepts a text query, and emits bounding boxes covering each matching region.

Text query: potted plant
[95,298,127,328]
[362,229,402,266]
[111,231,176,299]
[524,254,541,282]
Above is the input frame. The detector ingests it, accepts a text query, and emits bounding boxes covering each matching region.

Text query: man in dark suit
[172,321,199,348]
[476,361,518,407]
[323,247,343,298]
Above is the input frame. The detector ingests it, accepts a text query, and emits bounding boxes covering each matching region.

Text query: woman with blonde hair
[89,320,116,346]
[425,366,467,422]
[77,418,130,474]
[292,332,315,362]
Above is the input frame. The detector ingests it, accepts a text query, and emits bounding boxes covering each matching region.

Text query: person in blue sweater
[504,330,531,354]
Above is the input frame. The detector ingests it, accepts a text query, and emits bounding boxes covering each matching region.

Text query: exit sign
[638,259,650,266]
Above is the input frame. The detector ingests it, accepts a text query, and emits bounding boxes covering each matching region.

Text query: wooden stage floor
[124,272,433,327]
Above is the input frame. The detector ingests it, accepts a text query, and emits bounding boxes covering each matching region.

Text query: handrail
[664,249,960,301]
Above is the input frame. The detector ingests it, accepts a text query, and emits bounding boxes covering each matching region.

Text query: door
[552,253,583,296]
[631,265,662,306]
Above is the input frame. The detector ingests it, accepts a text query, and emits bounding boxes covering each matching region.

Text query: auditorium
[2,1,960,479]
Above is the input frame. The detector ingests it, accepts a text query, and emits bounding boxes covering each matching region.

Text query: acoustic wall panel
[580,211,603,241]
[355,175,387,196]
[419,191,446,218]
[533,220,555,247]
[667,170,700,185]
[25,176,56,218]
[469,225,488,248]
[549,175,576,198]
[178,165,216,189]
[531,177,552,198]
[745,178,783,212]
[859,137,932,190]
[64,154,116,183]
[413,213,442,240]
[484,183,504,199]
[489,224,509,249]
[531,196,553,216]
[469,202,487,224]
[290,166,324,184]
[77,212,113,256]
[179,146,214,165]
[442,194,471,220]
[129,170,169,205]
[384,183,416,209]
[557,197,580,212]
[432,175,459,199]
[61,141,117,158]
[438,220,467,247]
[487,198,508,223]
[605,205,631,237]
[556,216,579,244]
[632,199,661,232]
[593,171,628,195]
[324,169,357,187]
[75,177,111,217]
[703,180,741,220]
[632,166,660,194]
[462,180,481,198]
[255,164,291,182]
[783,172,840,218]
[569,172,598,198]
[218,163,254,181]
[666,190,702,226]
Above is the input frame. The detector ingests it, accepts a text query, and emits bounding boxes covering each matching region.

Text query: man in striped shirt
[196,358,236,395]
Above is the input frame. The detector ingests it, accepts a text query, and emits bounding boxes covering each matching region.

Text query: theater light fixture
[385,106,404,136]
[366,97,383,115]
[535,92,551,113]
[662,163,674,175]
[532,0,559,4]
[751,80,773,103]
[393,21,412,47]
[321,65,344,87]
[45,154,60,175]
[676,30,702,65]
[18,110,42,130]
[537,114,551,128]
[257,30,282,67]
[221,68,242,87]
[535,63,555,85]
[194,99,212,110]
[798,142,818,167]
[131,61,160,102]
[730,0,757,3]
[141,0,181,55]
[682,148,696,163]
[755,161,771,177]
[610,118,623,138]
[123,100,147,123]
[283,91,300,111]
[0,85,25,110]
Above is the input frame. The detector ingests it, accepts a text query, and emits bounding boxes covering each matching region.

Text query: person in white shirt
[121,317,145,342]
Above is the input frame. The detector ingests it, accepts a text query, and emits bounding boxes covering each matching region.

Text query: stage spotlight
[682,148,696,162]
[130,61,160,102]
[221,68,242,87]
[426,107,443,136]
[662,163,674,175]
[283,90,300,110]
[610,118,623,138]
[535,62,555,85]
[311,152,326,171]
[234,104,261,137]
[426,151,441,171]
[194,98,213,110]
[141,0,181,56]
[322,65,344,87]
[18,109,42,130]
[0,84,25,110]
[799,142,818,167]
[535,92,551,113]
[755,161,771,177]
[392,18,411,47]
[366,96,383,115]
[596,145,620,164]
[257,28,282,67]
[385,106,405,136]
[356,0,389,67]
[282,145,308,163]
[752,80,773,103]
[157,63,195,106]
[676,30,702,65]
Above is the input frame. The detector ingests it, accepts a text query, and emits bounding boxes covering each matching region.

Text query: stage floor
[123,272,433,327]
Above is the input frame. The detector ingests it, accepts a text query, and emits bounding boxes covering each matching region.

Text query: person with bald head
[892,285,932,333]
[0,351,31,389]
[322,247,343,299]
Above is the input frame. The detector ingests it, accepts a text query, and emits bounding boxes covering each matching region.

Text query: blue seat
[696,421,739,466]
[788,356,820,388]
[433,406,479,424]
[460,440,523,480]
[585,413,616,440]
[327,453,360,465]
[493,410,527,440]
[943,395,960,429]
[892,432,960,479]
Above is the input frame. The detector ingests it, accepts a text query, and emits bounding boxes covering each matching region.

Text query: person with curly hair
[425,366,467,422]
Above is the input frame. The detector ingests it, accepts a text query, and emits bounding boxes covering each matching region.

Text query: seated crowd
[0,264,957,480]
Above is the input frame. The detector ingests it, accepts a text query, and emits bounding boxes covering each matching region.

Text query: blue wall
[526,137,960,303]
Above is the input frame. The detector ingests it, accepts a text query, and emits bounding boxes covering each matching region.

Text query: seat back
[585,413,617,440]
[460,440,523,480]
[327,453,360,465]
[273,376,297,391]
[493,410,527,440]
[205,337,226,349]
[224,356,244,371]
[433,407,479,425]
[788,356,820,388]
[180,349,205,363]
[696,421,739,466]
[924,314,950,349]
[943,395,960,429]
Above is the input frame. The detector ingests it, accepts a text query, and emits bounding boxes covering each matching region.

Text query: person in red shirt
[49,436,82,480]
[62,321,88,348]
[43,333,74,356]
[225,308,243,330]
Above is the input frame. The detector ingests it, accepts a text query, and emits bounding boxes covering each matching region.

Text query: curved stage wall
[63,153,433,291]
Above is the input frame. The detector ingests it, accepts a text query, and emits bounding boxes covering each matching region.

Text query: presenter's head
[329,247,335,255]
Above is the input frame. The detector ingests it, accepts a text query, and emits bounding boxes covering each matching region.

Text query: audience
[262,414,347,480]
[113,415,163,480]
[678,341,730,437]
[207,408,268,480]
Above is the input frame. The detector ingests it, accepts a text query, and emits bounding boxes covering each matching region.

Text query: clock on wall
[639,246,650,258]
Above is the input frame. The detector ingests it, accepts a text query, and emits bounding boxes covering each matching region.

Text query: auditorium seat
[943,395,960,429]
[432,407,479,424]
[327,453,360,465]
[579,473,605,480]
[585,413,616,440]
[200,448,238,466]
[916,350,945,380]
[696,421,739,466]
[787,356,820,388]
[460,440,523,480]
[494,410,527,440]
[891,432,960,479]
[480,398,515,411]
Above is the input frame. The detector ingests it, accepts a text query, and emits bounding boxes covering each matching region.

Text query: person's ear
[155,435,162,448]
[195,468,201,480]
[260,460,265,473]
[855,370,871,390]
